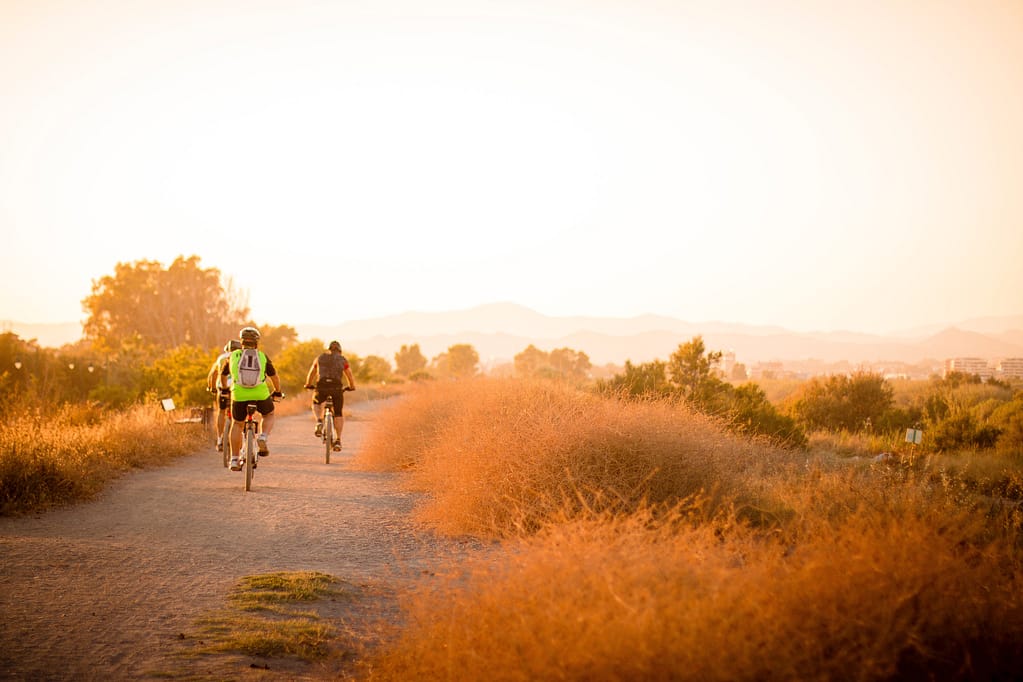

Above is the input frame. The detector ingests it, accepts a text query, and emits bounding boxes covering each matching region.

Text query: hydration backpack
[318,352,345,384]
[237,348,263,388]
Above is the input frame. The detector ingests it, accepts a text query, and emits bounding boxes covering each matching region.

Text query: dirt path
[0,399,477,681]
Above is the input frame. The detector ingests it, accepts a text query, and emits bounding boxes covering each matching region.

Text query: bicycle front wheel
[324,410,333,464]
[244,425,256,491]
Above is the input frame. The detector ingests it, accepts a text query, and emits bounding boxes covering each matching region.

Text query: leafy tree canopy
[83,256,248,357]
[432,344,479,379]
[394,344,427,377]
[514,345,592,382]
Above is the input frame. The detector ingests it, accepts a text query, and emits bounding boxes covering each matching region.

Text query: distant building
[944,357,992,380]
[998,358,1023,380]
[720,350,736,378]
[750,361,785,380]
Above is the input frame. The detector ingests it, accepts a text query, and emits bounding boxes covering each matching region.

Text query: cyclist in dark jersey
[304,340,357,449]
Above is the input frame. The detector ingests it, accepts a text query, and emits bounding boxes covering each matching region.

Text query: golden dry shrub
[363,494,1023,682]
[353,377,799,538]
[0,404,206,514]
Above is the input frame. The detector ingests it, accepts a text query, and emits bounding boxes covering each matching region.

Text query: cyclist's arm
[265,358,282,393]
[304,360,318,386]
[343,366,356,390]
[219,362,231,390]
[206,362,220,392]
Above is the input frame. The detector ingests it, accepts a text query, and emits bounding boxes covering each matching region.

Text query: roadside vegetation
[353,377,1023,681]
[4,255,1022,677]
[0,402,206,515]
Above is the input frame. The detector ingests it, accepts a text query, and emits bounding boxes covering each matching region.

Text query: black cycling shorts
[231,397,275,422]
[313,385,344,411]
[217,395,230,411]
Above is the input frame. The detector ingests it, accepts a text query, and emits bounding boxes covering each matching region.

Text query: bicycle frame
[322,396,334,464]
[242,404,258,491]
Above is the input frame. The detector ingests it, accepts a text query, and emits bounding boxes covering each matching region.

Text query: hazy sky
[2,0,1021,335]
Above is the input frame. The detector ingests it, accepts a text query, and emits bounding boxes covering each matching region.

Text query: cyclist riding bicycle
[207,339,241,452]
[304,340,356,450]
[220,326,283,471]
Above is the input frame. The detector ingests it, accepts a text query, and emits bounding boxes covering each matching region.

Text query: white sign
[905,428,923,445]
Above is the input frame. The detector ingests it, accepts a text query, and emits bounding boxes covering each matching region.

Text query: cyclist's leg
[229,401,246,459]
[215,396,228,447]
[255,398,275,455]
[312,389,326,421]
[331,388,344,444]
[259,399,275,436]
[214,398,224,435]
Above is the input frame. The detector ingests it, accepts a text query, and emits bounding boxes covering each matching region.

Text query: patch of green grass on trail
[229,571,352,612]
[153,571,364,679]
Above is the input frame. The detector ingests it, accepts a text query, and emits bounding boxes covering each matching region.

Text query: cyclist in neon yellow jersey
[219,326,283,471]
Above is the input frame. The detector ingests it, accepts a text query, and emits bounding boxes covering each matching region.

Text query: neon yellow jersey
[228,349,271,401]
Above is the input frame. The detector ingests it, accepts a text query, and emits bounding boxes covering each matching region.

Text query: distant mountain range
[293,303,1023,369]
[7,304,1023,369]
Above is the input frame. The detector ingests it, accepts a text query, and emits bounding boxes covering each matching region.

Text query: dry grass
[0,403,206,514]
[353,378,800,538]
[352,378,1023,681]
[363,494,1023,681]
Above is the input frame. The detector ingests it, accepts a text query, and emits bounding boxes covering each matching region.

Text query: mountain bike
[321,396,336,464]
[235,393,283,491]
[307,385,354,464]
[239,404,259,491]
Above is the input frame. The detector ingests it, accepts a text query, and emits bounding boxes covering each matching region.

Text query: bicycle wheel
[324,408,333,464]
[222,419,231,468]
[244,424,256,491]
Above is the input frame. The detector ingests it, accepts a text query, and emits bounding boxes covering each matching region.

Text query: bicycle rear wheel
[323,408,333,464]
[244,425,256,491]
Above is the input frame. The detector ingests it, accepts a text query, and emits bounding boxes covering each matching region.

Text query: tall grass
[365,496,1023,681]
[353,378,801,538]
[0,403,206,514]
[353,378,1023,681]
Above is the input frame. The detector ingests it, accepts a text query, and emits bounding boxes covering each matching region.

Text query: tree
[139,345,217,408]
[668,336,727,411]
[513,345,591,382]
[599,349,805,447]
[514,345,548,378]
[598,360,669,398]
[355,355,393,383]
[549,347,591,382]
[83,256,248,356]
[274,339,325,394]
[785,372,894,432]
[432,344,479,379]
[255,324,298,358]
[728,383,806,448]
[394,344,427,377]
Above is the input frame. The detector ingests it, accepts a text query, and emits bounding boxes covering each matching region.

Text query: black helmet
[240,326,260,342]
[328,340,341,352]
[224,339,242,353]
